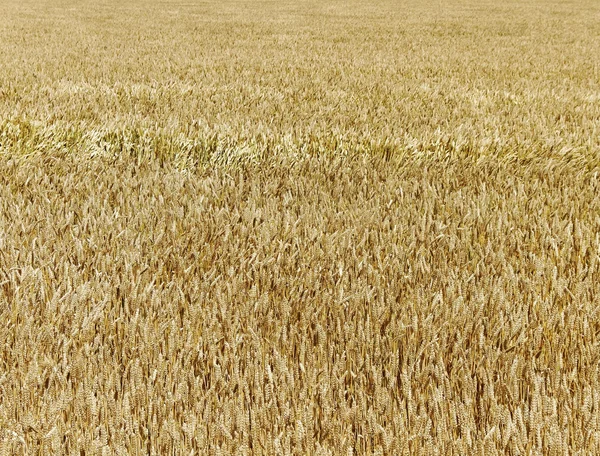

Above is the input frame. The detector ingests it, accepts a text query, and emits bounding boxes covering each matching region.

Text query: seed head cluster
[1,0,599,454]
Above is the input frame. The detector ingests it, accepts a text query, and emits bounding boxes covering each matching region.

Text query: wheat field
[1,0,600,454]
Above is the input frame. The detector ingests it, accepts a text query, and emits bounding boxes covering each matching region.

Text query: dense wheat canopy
[1,0,599,163]
[1,0,600,454]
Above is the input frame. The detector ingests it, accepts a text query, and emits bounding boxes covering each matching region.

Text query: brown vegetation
[1,0,600,454]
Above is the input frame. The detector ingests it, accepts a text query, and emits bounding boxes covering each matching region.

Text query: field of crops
[1,0,600,454]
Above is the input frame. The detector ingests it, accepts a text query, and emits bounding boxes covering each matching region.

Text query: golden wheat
[1,0,600,454]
